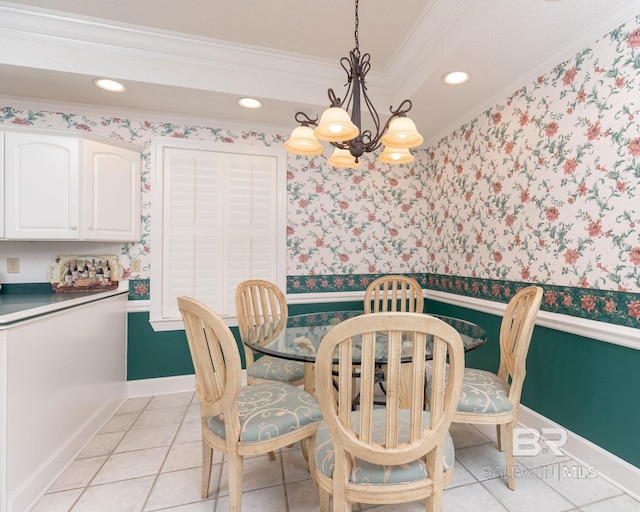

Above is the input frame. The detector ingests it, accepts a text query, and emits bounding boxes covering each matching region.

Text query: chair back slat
[337,341,354,426]
[364,275,424,313]
[408,331,427,438]
[383,330,402,447]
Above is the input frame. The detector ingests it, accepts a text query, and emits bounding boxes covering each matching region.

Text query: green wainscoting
[127,312,194,380]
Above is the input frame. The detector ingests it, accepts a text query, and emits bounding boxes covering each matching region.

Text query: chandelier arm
[294,111,318,126]
[361,91,381,138]
[330,141,350,150]
[340,57,354,85]
[359,53,371,80]
[377,114,401,144]
[327,89,342,108]
[340,78,356,112]
[390,99,413,117]
[349,49,366,131]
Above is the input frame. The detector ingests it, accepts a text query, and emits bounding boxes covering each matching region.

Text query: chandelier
[284,0,423,168]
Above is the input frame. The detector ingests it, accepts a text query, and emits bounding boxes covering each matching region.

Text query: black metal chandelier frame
[293,0,414,162]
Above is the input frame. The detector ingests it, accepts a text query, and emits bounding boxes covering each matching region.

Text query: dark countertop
[0,283,129,327]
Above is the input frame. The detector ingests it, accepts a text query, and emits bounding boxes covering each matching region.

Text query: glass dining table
[241,310,488,401]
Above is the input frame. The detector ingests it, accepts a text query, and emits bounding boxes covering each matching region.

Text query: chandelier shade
[380,117,424,148]
[284,125,324,155]
[327,147,361,168]
[314,107,359,142]
[284,0,422,167]
[379,146,414,164]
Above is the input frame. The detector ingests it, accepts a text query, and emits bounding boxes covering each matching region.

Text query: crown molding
[386,0,472,99]
[0,2,393,109]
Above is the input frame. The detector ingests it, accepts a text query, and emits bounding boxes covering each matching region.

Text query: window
[150,139,287,331]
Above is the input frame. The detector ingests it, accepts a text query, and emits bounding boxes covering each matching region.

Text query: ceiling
[1,0,640,147]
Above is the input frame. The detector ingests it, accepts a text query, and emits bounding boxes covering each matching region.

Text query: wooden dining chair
[177,296,322,512]
[235,279,305,387]
[311,312,465,512]
[364,275,424,313]
[452,285,543,490]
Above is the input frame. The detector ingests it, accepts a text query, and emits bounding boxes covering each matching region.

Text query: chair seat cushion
[457,368,513,414]
[314,409,455,485]
[205,382,322,443]
[247,356,305,383]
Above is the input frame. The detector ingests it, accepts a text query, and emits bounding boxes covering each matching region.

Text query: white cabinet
[4,132,81,240]
[2,131,141,241]
[83,140,141,241]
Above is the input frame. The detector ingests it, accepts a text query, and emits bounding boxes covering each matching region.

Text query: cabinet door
[4,132,80,240]
[82,140,141,241]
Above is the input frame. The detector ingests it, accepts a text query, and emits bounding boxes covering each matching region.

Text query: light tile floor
[31,391,640,512]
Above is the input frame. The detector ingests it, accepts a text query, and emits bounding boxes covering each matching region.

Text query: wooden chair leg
[319,487,331,512]
[497,423,504,452]
[506,422,516,490]
[201,442,213,498]
[300,437,309,462]
[227,453,244,512]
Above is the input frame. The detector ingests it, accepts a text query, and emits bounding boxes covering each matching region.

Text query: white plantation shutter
[151,140,286,330]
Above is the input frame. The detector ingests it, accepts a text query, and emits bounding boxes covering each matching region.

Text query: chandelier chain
[354,0,359,52]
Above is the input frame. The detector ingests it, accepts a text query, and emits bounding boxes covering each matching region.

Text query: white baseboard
[127,374,196,398]
[518,405,640,500]
[126,371,247,398]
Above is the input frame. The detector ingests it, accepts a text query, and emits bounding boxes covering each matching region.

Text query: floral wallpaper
[423,17,640,295]
[286,151,429,276]
[1,13,640,328]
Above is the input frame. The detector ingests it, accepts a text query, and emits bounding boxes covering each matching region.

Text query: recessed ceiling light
[237,97,263,109]
[93,78,126,92]
[443,71,470,85]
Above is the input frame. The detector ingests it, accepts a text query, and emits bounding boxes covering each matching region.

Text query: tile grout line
[71,404,149,511]
[140,392,196,512]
